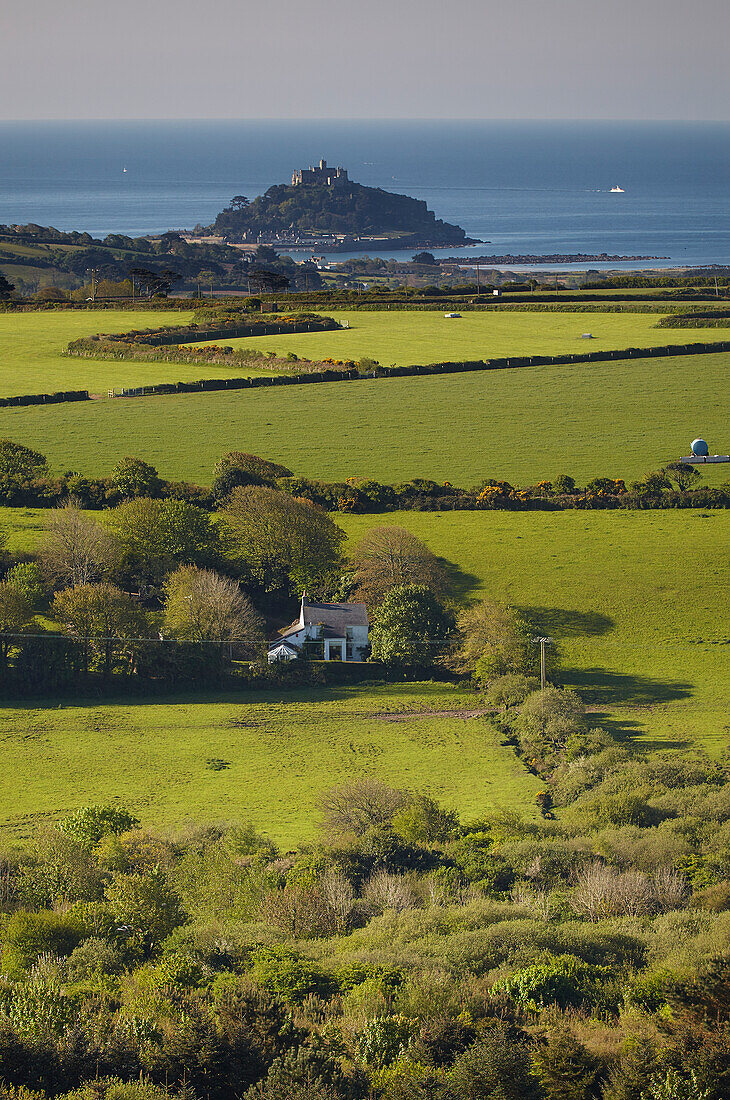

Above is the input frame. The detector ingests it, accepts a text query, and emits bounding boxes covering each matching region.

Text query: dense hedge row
[657,310,730,328]
[377,339,730,376]
[66,312,340,354]
[313,300,715,314]
[38,336,730,408]
[0,389,89,408]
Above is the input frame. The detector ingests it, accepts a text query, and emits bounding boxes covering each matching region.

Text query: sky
[0,0,727,121]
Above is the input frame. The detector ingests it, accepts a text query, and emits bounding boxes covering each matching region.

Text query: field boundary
[3,339,729,408]
[78,338,730,402]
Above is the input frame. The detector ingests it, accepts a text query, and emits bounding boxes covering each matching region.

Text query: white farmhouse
[267,596,369,663]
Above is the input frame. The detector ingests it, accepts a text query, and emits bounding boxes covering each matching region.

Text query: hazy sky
[1,0,727,121]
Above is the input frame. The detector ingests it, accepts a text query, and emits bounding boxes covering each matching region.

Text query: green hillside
[228,307,730,365]
[0,684,541,843]
[1,349,727,487]
[339,509,730,753]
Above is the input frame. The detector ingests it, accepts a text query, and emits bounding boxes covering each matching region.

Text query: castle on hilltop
[291,159,349,187]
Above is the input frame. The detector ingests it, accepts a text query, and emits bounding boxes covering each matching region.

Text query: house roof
[275,598,368,641]
[277,620,303,639]
[268,639,299,652]
[301,598,368,631]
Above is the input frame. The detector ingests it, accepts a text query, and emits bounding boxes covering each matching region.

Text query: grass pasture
[1,350,727,488]
[0,684,541,843]
[0,309,209,397]
[339,509,730,754]
[1,307,729,401]
[228,308,730,366]
[0,505,726,841]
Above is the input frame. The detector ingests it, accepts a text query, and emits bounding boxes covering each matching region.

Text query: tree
[247,267,290,295]
[104,867,187,953]
[127,267,180,297]
[110,456,162,499]
[452,597,540,680]
[0,582,34,667]
[4,561,46,612]
[350,525,450,609]
[412,251,437,265]
[40,504,118,588]
[369,584,454,667]
[632,471,672,494]
[664,462,702,491]
[0,440,48,501]
[163,565,263,652]
[230,195,249,210]
[447,1029,542,1100]
[212,451,293,501]
[0,273,17,301]
[532,1025,602,1100]
[52,582,148,675]
[108,497,220,588]
[553,474,576,495]
[224,485,345,597]
[58,804,140,847]
[319,779,411,837]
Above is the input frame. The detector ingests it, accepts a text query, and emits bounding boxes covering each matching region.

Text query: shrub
[493,952,612,1012]
[250,946,335,1004]
[1,910,85,976]
[104,868,187,953]
[58,805,140,848]
[356,1013,417,1068]
[110,457,162,499]
[447,1029,542,1100]
[319,779,410,838]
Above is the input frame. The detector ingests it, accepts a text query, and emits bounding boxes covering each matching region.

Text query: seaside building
[291,159,349,187]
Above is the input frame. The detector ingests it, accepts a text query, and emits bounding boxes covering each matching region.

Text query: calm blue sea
[0,120,728,269]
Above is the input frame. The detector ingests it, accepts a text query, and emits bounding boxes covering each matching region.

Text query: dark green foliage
[370,584,455,667]
[110,458,162,500]
[213,180,470,245]
[104,868,187,954]
[0,910,85,975]
[212,452,293,501]
[447,1028,542,1100]
[0,274,16,302]
[532,1026,603,1100]
[250,948,336,1005]
[0,441,48,502]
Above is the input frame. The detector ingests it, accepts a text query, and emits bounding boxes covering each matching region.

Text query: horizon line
[0,116,728,125]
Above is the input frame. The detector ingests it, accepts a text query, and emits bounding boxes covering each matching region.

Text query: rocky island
[208,159,478,251]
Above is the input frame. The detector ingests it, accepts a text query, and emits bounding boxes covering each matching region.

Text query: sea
[0,120,728,271]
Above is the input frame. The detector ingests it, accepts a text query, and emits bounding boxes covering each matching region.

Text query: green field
[0,684,541,843]
[1,350,727,487]
[338,509,730,755]
[0,505,727,842]
[230,308,730,366]
[2,308,729,400]
[0,309,213,396]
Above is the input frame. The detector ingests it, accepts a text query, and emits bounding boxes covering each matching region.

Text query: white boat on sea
[609,185,625,192]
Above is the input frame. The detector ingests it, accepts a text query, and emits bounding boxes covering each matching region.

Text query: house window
[328,643,343,661]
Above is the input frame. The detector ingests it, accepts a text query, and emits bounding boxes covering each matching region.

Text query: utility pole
[531,636,553,690]
[476,262,481,296]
